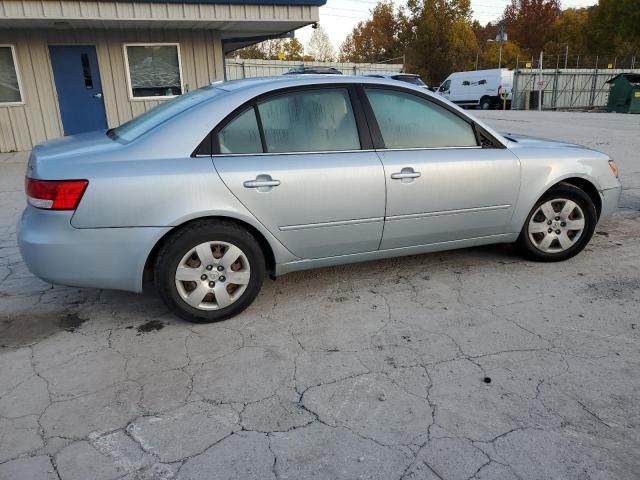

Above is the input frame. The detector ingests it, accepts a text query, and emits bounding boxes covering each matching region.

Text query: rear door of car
[212,85,386,259]
[359,85,521,250]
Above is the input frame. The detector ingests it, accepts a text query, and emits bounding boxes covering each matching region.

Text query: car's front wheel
[155,220,265,323]
[518,183,597,262]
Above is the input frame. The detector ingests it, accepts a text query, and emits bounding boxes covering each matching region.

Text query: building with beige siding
[0,0,323,152]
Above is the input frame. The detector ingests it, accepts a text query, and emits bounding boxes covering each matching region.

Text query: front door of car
[213,87,386,259]
[362,87,521,250]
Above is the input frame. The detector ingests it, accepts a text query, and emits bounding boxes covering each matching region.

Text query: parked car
[283,66,342,75]
[18,76,621,323]
[364,72,429,89]
[437,68,514,109]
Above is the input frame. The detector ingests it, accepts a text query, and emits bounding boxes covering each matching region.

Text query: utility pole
[496,23,507,69]
[564,45,569,70]
[538,51,544,111]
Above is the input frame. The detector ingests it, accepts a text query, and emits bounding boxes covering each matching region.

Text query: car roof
[364,72,419,78]
[216,74,420,92]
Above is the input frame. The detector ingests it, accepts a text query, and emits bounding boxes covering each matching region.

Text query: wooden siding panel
[15,31,47,145]
[60,1,81,17]
[21,0,43,17]
[94,30,119,128]
[0,109,17,152]
[8,107,31,151]
[42,1,64,18]
[177,30,196,93]
[115,2,134,18]
[2,1,25,17]
[204,30,217,81]
[105,32,133,125]
[149,2,167,19]
[2,1,319,22]
[192,29,210,87]
[212,31,223,80]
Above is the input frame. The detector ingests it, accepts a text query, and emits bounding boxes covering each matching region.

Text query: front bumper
[17,206,170,293]
[599,185,622,222]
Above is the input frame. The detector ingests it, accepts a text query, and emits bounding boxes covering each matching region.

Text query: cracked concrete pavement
[1,110,639,479]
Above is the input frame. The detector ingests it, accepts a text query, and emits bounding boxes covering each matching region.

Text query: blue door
[49,45,107,135]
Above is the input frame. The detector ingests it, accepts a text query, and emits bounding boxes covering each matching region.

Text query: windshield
[110,86,220,143]
[394,75,426,86]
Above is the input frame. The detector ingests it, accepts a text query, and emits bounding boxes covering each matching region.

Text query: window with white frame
[124,44,183,99]
[0,45,23,104]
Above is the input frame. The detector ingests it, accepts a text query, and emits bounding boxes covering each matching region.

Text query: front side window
[125,44,183,99]
[439,80,451,92]
[0,45,23,104]
[257,88,360,153]
[218,107,263,154]
[365,88,478,149]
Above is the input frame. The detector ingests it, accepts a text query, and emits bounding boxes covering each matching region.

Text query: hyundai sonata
[18,76,621,322]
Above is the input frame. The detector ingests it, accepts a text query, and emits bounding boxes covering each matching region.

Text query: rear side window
[257,88,360,153]
[365,88,478,149]
[218,107,263,154]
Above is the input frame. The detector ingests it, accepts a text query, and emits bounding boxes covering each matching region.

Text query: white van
[436,69,514,110]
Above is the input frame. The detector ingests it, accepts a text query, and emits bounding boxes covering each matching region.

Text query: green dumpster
[606,73,640,114]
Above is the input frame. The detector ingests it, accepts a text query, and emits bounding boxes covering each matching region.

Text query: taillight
[25,178,89,210]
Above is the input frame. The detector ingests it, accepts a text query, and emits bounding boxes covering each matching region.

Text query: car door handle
[243,175,281,191]
[244,179,280,188]
[391,168,421,180]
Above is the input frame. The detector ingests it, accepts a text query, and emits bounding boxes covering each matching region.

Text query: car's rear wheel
[518,183,597,262]
[480,96,493,110]
[155,220,265,323]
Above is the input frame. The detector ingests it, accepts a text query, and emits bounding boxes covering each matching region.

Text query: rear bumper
[599,185,621,222]
[17,206,170,293]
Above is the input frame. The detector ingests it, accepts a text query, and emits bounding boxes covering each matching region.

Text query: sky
[296,0,600,53]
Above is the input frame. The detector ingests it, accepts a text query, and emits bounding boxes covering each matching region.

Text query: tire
[517,183,597,262]
[154,220,266,323]
[480,96,493,110]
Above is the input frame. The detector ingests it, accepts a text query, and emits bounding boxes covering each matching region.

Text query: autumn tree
[501,0,561,53]
[307,26,336,61]
[472,20,498,47]
[231,38,304,61]
[401,0,478,84]
[588,0,640,55]
[339,1,403,63]
[480,40,522,69]
[544,7,592,56]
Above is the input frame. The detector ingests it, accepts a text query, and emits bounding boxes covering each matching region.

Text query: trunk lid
[27,130,120,179]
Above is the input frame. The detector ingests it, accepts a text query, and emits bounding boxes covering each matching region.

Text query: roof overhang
[0,1,321,39]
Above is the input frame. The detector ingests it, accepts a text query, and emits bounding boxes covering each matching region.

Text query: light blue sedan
[18,76,621,322]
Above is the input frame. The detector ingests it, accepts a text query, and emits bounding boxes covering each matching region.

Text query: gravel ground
[1,110,639,480]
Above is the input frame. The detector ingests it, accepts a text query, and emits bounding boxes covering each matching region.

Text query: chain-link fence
[510,54,639,110]
[224,59,403,80]
[512,67,640,110]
